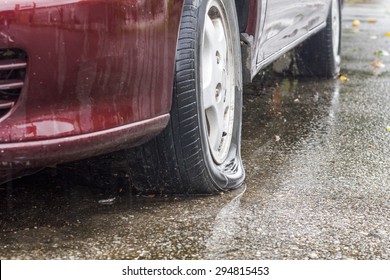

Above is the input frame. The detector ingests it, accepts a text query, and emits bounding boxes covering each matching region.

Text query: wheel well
[234,0,250,32]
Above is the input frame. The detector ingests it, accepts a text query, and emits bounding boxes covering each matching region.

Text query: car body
[0,0,342,189]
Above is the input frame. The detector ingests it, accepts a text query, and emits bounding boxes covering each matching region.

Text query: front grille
[0,49,27,119]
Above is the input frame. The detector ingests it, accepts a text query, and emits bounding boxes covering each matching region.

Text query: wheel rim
[331,0,340,57]
[201,0,235,165]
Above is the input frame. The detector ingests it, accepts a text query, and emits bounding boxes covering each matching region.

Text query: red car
[0,0,342,194]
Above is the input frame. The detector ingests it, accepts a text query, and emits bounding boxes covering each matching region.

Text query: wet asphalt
[1,0,390,260]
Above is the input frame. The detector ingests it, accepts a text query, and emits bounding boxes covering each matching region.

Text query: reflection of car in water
[0,0,343,194]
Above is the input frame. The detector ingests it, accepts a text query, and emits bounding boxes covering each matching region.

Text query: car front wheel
[130,0,245,194]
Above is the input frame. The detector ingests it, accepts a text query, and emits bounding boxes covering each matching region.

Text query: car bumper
[0,113,169,173]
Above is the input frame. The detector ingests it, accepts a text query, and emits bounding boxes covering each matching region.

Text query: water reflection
[243,76,341,149]
[204,185,247,259]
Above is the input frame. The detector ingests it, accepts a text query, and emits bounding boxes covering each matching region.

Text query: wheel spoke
[203,17,223,102]
[213,18,228,69]
[206,105,224,152]
[202,15,216,91]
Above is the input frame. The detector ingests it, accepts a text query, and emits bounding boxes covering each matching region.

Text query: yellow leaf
[387,127,390,133]
[367,19,377,23]
[352,20,360,27]
[372,60,385,68]
[385,32,390,37]
[339,75,349,81]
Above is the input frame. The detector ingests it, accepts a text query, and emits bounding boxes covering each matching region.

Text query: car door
[256,0,329,66]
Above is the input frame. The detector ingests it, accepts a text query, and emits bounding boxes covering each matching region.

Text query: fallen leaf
[367,19,378,23]
[346,28,360,33]
[274,135,281,142]
[385,32,390,37]
[372,60,386,68]
[374,50,390,57]
[387,127,390,133]
[352,20,361,27]
[339,75,349,81]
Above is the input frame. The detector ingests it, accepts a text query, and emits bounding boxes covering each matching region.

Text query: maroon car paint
[0,0,183,142]
[0,0,184,172]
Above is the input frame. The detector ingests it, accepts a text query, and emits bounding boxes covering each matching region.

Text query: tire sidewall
[330,0,342,76]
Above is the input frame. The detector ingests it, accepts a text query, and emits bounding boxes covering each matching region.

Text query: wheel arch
[234,0,251,32]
